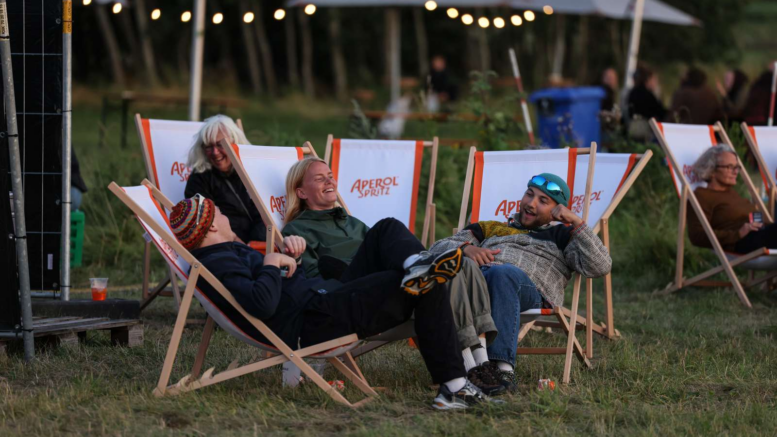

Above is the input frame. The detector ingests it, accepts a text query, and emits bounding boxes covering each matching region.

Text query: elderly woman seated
[688,145,775,253]
[184,115,267,245]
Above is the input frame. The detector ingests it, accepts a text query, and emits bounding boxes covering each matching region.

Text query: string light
[461,14,474,25]
[511,15,523,26]
[274,9,286,20]
[82,0,91,5]
[478,17,489,28]
[524,11,535,21]
[181,11,192,22]
[304,4,316,15]
[424,1,437,11]
[543,5,554,15]
[150,9,161,20]
[494,17,505,29]
[212,13,223,24]
[112,3,122,14]
[243,12,255,23]
[446,8,458,19]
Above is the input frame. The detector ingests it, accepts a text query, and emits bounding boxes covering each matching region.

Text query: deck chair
[109,181,377,407]
[457,145,599,384]
[650,119,777,308]
[134,115,252,310]
[742,123,777,215]
[324,136,439,247]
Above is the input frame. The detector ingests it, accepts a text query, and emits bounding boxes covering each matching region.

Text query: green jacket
[282,208,369,278]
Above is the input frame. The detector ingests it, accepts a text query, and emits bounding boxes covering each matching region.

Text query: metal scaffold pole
[61,0,72,301]
[0,0,35,361]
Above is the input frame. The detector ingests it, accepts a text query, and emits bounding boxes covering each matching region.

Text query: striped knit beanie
[170,196,215,250]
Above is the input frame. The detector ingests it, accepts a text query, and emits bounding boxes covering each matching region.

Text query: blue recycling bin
[529,87,606,149]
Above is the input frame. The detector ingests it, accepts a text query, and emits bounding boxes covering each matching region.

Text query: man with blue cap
[429,172,612,391]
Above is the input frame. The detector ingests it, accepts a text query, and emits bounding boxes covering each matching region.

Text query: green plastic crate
[70,210,85,267]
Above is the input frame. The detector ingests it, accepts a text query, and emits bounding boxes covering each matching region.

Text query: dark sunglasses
[193,193,206,226]
[530,175,567,201]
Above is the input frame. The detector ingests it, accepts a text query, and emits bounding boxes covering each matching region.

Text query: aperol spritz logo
[494,200,521,220]
[570,191,603,215]
[170,162,192,182]
[270,195,287,219]
[350,177,399,198]
[682,164,702,184]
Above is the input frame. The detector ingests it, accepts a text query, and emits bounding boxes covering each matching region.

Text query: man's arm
[281,222,321,278]
[428,224,483,255]
[564,225,612,278]
[217,255,284,319]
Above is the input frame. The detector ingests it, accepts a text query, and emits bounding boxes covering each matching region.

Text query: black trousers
[300,218,466,384]
[735,223,777,253]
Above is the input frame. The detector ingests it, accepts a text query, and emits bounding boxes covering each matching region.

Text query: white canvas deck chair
[742,123,777,215]
[109,181,378,407]
[457,145,600,384]
[650,120,777,309]
[324,136,439,247]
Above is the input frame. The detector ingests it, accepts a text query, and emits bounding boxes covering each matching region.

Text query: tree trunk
[94,4,125,87]
[133,0,161,87]
[551,15,566,81]
[476,8,490,72]
[285,12,300,88]
[298,9,315,98]
[574,17,590,84]
[252,1,277,94]
[117,8,143,80]
[384,9,401,102]
[240,0,263,94]
[413,8,429,79]
[328,9,348,101]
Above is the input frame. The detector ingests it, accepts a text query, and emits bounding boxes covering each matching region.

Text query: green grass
[1,95,776,436]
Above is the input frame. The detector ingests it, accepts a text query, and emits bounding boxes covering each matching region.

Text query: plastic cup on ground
[90,278,108,301]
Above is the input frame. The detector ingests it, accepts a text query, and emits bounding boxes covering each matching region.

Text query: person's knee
[486,264,530,285]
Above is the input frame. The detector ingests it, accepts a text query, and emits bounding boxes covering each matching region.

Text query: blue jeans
[481,264,543,367]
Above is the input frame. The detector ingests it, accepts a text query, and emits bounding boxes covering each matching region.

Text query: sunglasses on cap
[529,175,567,201]
[193,193,206,226]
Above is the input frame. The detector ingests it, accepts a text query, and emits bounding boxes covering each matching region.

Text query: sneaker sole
[403,249,463,295]
[432,400,469,410]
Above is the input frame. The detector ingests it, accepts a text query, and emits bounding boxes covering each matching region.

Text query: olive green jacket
[282,208,369,278]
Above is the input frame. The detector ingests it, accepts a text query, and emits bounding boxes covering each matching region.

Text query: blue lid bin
[529,87,606,149]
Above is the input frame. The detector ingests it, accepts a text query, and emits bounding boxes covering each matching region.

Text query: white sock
[496,360,514,373]
[479,337,487,349]
[472,347,489,366]
[462,348,477,372]
[443,377,467,393]
[402,254,422,269]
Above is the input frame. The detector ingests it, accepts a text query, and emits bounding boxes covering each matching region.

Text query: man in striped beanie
[170,194,221,250]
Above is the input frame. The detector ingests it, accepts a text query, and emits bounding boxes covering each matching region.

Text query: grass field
[1,95,777,436]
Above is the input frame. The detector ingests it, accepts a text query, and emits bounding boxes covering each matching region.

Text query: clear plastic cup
[90,278,108,301]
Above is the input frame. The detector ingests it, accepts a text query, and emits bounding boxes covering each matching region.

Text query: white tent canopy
[510,0,699,26]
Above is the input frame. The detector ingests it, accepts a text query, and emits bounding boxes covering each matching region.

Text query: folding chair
[457,145,599,383]
[650,119,777,308]
[134,115,248,310]
[324,136,439,247]
[742,123,777,215]
[109,181,377,406]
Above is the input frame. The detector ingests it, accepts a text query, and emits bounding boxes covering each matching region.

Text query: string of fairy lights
[79,0,554,28]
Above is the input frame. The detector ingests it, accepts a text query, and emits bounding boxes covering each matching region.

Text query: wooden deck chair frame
[133,115,246,311]
[650,119,777,309]
[109,181,378,407]
[456,144,600,384]
[324,135,440,247]
[742,122,777,215]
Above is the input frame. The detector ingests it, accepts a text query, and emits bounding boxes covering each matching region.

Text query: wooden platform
[0,317,143,355]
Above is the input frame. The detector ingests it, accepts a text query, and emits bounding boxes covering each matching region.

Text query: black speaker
[2,0,64,293]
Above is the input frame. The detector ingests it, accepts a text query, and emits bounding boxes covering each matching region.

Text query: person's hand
[738,222,763,239]
[551,204,583,227]
[263,253,298,277]
[463,245,501,266]
[282,235,306,259]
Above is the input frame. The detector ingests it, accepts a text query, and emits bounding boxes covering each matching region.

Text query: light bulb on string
[83,0,92,6]
[181,11,192,22]
[112,3,122,14]
[150,8,161,20]
[274,9,286,20]
[494,17,505,28]
[461,14,474,25]
[304,4,316,15]
[244,12,255,23]
[213,13,223,24]
[425,1,437,11]
[543,5,554,15]
[524,10,535,21]
[478,17,489,28]
[446,8,458,19]
[511,15,523,26]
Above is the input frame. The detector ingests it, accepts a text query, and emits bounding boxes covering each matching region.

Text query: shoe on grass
[432,380,504,410]
[484,361,517,393]
[467,364,507,397]
[403,248,463,295]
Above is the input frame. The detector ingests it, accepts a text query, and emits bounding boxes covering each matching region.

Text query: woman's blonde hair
[187,114,250,173]
[692,144,736,182]
[284,157,328,224]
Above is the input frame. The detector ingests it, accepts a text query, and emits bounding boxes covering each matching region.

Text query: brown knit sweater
[688,187,756,251]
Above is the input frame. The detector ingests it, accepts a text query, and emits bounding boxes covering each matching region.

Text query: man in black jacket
[170,195,502,409]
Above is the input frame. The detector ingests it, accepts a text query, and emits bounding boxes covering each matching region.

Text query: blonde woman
[184,115,266,244]
[283,157,510,395]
